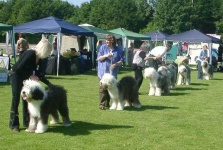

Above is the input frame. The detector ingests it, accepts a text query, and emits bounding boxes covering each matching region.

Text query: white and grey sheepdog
[144,66,171,96]
[177,64,191,85]
[165,64,177,89]
[21,79,71,133]
[100,73,142,110]
[201,60,214,80]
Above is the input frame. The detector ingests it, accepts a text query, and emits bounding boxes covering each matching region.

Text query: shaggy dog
[144,66,170,96]
[177,64,191,85]
[21,79,71,133]
[201,60,214,80]
[166,64,177,89]
[100,73,141,110]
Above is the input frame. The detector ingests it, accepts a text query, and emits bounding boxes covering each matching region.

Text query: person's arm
[97,52,112,61]
[144,55,158,61]
[16,40,20,50]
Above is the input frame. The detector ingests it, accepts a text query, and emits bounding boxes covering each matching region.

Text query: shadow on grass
[47,121,133,136]
[212,78,223,80]
[175,87,205,91]
[139,92,188,96]
[125,105,179,111]
[190,83,209,86]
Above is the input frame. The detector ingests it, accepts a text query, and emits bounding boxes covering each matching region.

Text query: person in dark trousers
[9,37,52,132]
[132,42,147,93]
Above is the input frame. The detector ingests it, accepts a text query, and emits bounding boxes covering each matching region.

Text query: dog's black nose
[22,91,25,94]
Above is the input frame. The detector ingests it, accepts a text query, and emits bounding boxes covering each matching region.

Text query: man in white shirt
[144,45,171,70]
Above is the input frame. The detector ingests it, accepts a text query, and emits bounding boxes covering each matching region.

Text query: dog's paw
[35,130,46,134]
[110,103,117,110]
[25,129,35,132]
[124,101,131,107]
[63,122,72,127]
[132,103,142,108]
[109,106,116,110]
[116,107,124,110]
[50,119,60,124]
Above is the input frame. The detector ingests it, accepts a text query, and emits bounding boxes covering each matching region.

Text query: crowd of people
[8,33,222,132]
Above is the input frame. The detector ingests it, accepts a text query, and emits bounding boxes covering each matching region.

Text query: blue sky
[63,0,90,6]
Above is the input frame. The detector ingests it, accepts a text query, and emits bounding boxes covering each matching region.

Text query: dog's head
[100,73,117,89]
[201,60,208,68]
[144,67,157,79]
[21,79,46,102]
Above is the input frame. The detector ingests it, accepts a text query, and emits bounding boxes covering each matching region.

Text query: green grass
[0,67,223,150]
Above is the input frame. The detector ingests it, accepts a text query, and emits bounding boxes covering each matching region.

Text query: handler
[9,37,52,132]
[97,34,123,110]
[144,44,171,70]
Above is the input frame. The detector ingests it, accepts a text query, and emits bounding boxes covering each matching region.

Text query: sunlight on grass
[0,67,223,149]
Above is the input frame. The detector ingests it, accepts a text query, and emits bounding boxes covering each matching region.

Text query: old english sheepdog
[201,60,214,80]
[166,64,177,89]
[100,73,142,110]
[21,79,72,133]
[177,64,191,85]
[144,66,170,96]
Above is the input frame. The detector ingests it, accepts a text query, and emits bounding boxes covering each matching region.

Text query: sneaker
[99,105,106,110]
[12,127,20,132]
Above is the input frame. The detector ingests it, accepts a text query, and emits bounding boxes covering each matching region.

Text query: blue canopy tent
[166,29,221,43]
[144,30,169,49]
[14,16,94,75]
[144,30,169,42]
[166,29,222,63]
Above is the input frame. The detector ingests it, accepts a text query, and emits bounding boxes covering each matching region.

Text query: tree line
[0,0,222,42]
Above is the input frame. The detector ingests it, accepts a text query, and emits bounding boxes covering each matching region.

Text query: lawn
[0,67,223,150]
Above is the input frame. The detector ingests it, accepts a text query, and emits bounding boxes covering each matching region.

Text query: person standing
[132,42,147,93]
[16,33,29,55]
[128,43,134,66]
[196,45,210,79]
[9,37,52,132]
[144,44,171,70]
[97,34,123,110]
[218,44,223,65]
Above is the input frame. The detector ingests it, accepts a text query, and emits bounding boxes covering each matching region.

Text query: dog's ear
[32,87,44,100]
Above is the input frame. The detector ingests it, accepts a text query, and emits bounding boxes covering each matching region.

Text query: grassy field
[0,67,223,150]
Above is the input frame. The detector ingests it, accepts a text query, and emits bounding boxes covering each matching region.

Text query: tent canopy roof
[109,28,151,40]
[79,24,121,39]
[166,29,222,44]
[14,16,94,36]
[144,30,169,41]
[0,23,13,31]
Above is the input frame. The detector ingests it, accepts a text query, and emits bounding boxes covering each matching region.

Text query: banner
[0,56,9,82]
[0,56,9,70]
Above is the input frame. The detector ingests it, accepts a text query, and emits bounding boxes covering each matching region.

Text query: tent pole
[56,33,61,76]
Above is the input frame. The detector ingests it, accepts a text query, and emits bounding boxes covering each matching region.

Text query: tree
[88,0,152,32]
[153,0,191,34]
[190,0,220,34]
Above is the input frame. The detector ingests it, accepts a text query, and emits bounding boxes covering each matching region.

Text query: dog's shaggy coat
[100,73,141,110]
[201,60,214,80]
[165,64,177,89]
[177,64,191,85]
[21,80,71,133]
[144,66,170,96]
